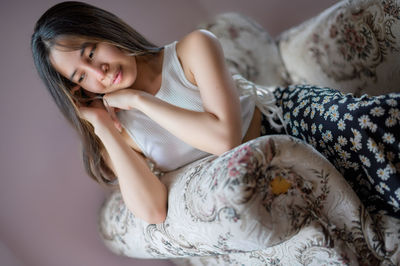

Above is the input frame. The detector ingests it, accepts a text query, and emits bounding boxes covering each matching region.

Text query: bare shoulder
[176,29,221,62]
[176,29,219,49]
[175,30,225,86]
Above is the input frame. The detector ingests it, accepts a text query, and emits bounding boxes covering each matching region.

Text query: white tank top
[117,41,255,171]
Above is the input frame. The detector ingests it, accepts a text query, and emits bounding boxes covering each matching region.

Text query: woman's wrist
[93,118,119,138]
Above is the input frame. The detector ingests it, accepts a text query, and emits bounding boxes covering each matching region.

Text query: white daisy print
[385,116,396,127]
[325,130,333,141]
[347,102,358,111]
[334,143,342,152]
[339,150,350,160]
[311,123,317,134]
[322,97,331,104]
[383,133,395,144]
[308,136,317,147]
[344,113,353,121]
[395,188,400,201]
[368,122,377,133]
[358,115,370,129]
[380,182,390,191]
[292,127,299,136]
[293,120,299,127]
[337,119,346,131]
[351,128,361,140]
[318,124,323,132]
[329,105,338,112]
[338,136,348,146]
[367,138,378,152]
[373,98,381,105]
[299,100,307,108]
[293,107,299,117]
[375,184,384,194]
[317,104,324,115]
[284,112,291,122]
[330,111,339,122]
[342,160,351,169]
[389,108,399,120]
[375,152,385,163]
[370,106,384,117]
[298,90,307,99]
[312,96,320,102]
[310,109,316,119]
[388,196,399,209]
[386,98,397,107]
[366,171,375,184]
[360,100,373,107]
[300,119,308,131]
[350,161,359,171]
[304,106,310,116]
[377,168,389,180]
[287,100,294,109]
[350,137,362,151]
[359,155,371,167]
[385,164,395,174]
[319,140,326,148]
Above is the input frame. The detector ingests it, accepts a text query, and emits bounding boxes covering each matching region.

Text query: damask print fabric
[99,135,400,265]
[261,85,400,218]
[278,0,400,96]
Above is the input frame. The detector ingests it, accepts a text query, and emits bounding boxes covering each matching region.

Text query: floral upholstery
[197,12,290,87]
[98,1,400,265]
[99,135,400,265]
[278,0,400,96]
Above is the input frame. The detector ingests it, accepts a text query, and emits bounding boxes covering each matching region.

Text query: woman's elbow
[149,208,168,224]
[137,207,167,224]
[215,136,242,155]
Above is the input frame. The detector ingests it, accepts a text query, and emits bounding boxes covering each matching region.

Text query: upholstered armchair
[98,0,400,265]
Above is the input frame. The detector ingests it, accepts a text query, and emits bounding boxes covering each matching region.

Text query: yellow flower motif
[270,175,292,195]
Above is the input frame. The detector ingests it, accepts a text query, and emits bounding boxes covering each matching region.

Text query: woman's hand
[103,88,145,111]
[73,87,122,133]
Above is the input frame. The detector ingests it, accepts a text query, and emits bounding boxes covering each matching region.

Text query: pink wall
[0,0,338,265]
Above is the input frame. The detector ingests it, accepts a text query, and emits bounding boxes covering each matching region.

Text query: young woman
[31,1,400,223]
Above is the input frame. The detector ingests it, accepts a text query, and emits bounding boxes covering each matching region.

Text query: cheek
[82,78,104,94]
[123,57,137,85]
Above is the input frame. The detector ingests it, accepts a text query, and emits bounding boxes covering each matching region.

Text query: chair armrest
[278,0,400,96]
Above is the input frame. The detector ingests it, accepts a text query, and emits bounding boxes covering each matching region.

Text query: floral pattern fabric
[278,0,400,96]
[261,85,400,218]
[197,12,289,87]
[98,135,400,265]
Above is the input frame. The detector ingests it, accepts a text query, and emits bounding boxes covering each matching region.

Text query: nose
[87,63,109,81]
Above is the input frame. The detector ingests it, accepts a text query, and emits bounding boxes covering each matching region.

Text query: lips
[112,67,122,85]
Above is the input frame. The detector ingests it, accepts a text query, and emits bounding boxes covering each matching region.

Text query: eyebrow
[69,44,88,82]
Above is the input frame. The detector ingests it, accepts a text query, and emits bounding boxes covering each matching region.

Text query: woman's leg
[261,85,400,218]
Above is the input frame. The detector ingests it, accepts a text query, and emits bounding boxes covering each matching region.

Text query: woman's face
[50,40,137,95]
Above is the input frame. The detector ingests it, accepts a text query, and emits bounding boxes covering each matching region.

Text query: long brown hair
[31,1,162,188]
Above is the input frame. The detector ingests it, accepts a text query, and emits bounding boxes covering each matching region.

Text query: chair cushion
[278,0,400,96]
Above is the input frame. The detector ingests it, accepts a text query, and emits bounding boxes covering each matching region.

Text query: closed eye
[76,44,96,83]
[89,44,96,60]
[78,73,85,83]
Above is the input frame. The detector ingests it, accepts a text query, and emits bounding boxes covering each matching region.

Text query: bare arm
[81,107,168,224]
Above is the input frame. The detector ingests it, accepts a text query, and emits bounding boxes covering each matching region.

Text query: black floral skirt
[261,84,400,218]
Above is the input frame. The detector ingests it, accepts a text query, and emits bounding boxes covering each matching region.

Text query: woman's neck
[132,50,164,96]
